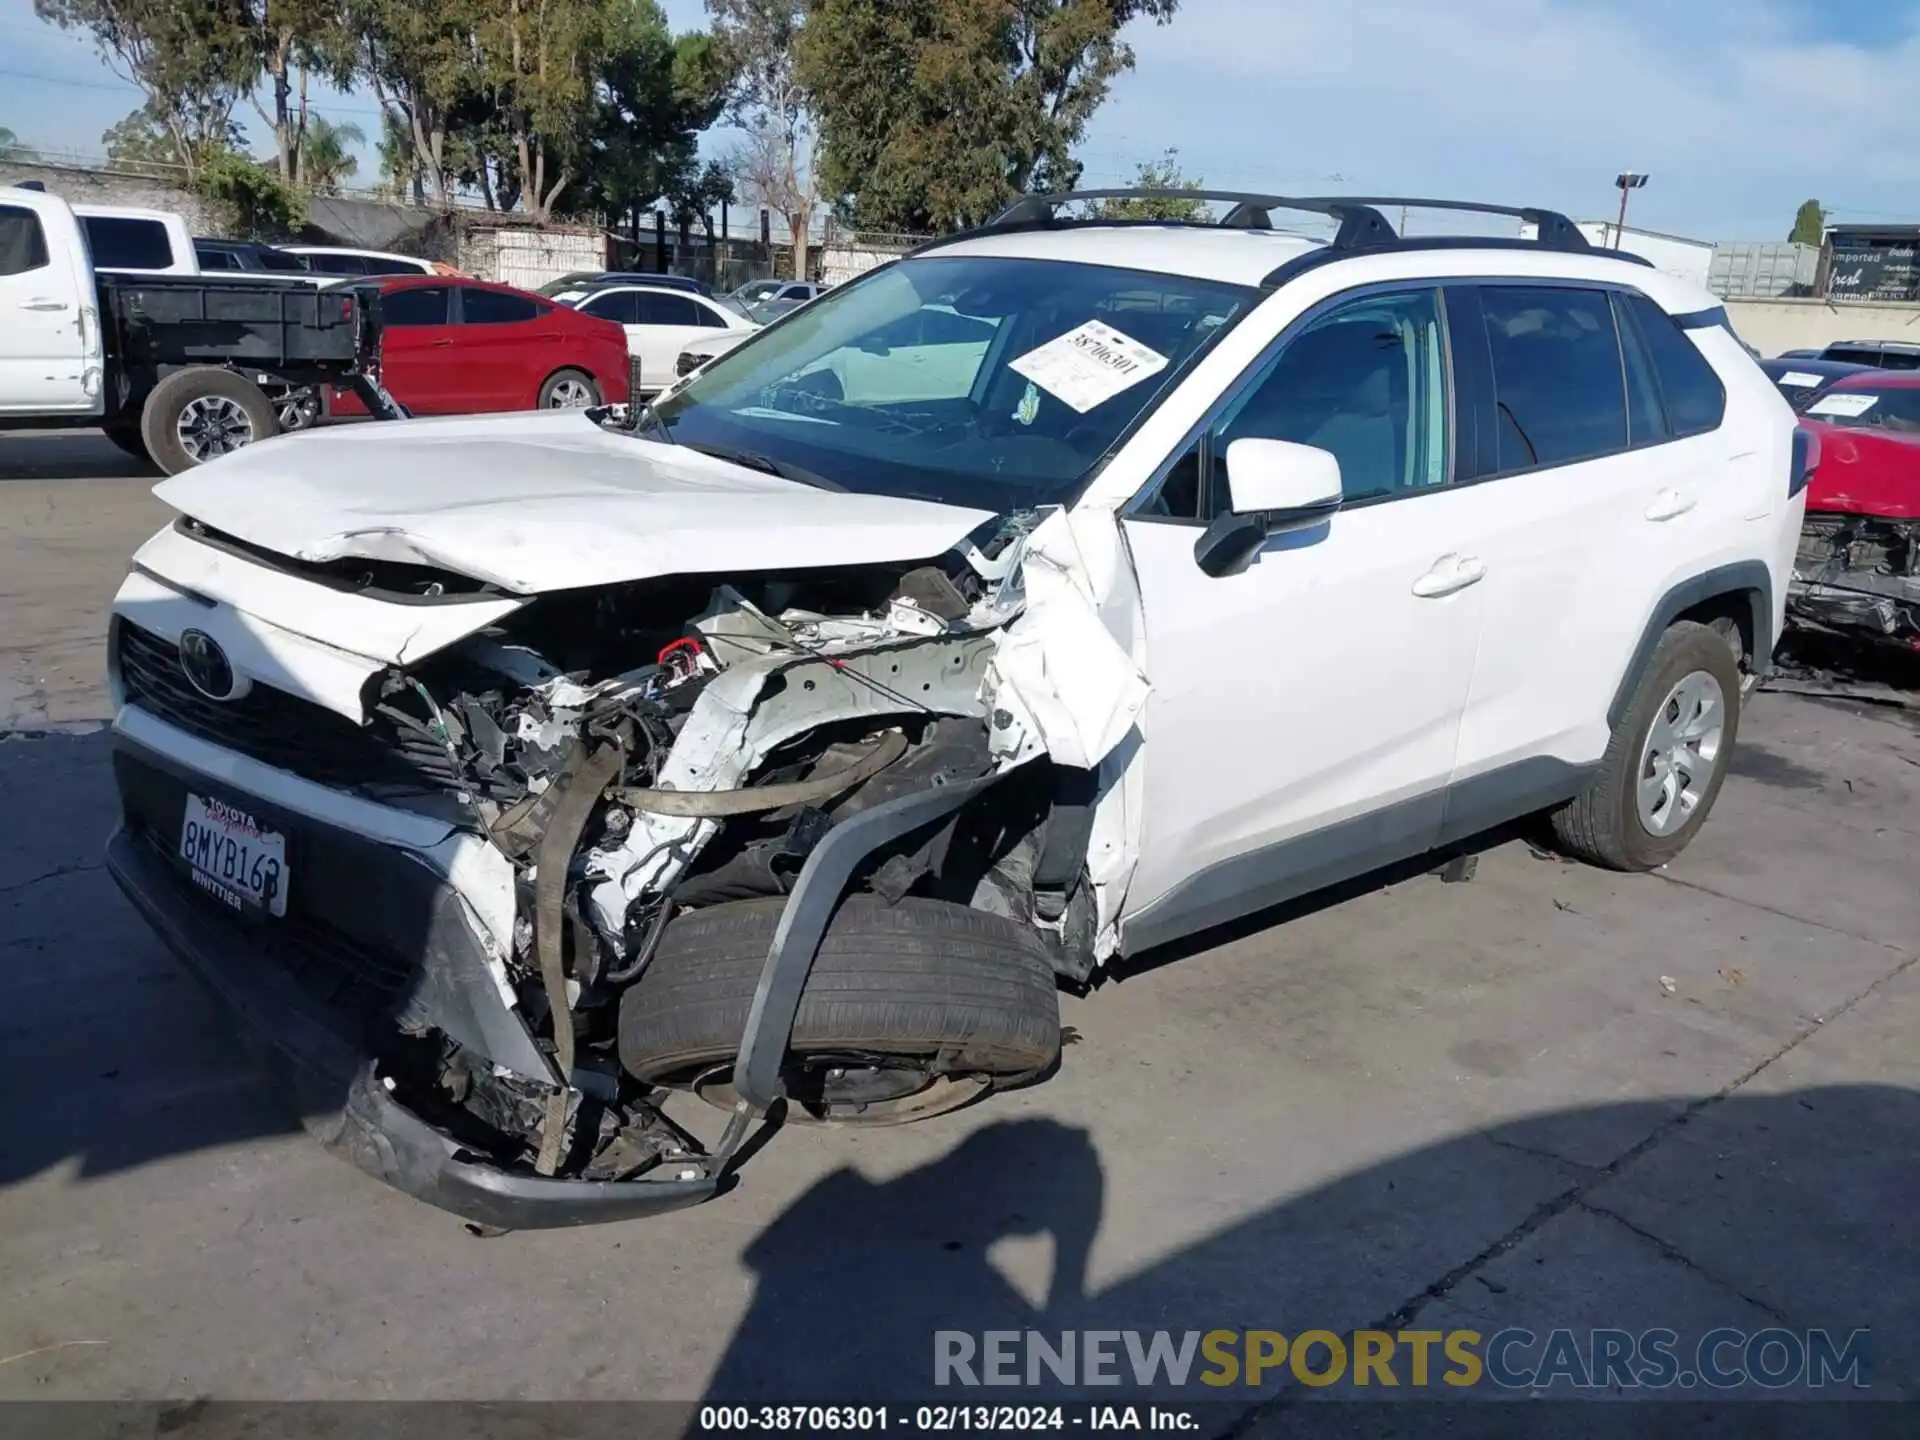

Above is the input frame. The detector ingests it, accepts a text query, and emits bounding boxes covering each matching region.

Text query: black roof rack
[911,190,1599,281]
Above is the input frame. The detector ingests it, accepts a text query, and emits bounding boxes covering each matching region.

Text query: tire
[539,368,601,409]
[101,421,152,464]
[272,385,322,432]
[618,895,1061,1121]
[140,368,280,475]
[1551,619,1742,871]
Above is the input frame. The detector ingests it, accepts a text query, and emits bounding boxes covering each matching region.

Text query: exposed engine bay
[353,516,1103,1184]
[1790,512,1920,650]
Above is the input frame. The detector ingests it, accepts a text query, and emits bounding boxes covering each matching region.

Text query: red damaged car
[330,276,631,418]
[1791,370,1920,649]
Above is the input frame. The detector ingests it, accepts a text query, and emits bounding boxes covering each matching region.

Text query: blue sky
[6,0,1919,239]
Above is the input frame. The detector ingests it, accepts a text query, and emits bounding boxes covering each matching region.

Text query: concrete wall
[1723,297,1920,357]
[462,224,605,287]
[0,158,221,234]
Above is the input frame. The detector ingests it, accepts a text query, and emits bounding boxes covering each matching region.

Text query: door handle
[1412,554,1487,598]
[431,338,455,348]
[21,297,70,311]
[1645,489,1697,522]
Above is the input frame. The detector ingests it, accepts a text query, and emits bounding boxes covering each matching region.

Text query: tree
[349,0,476,205]
[576,1,732,230]
[36,0,258,179]
[0,126,36,160]
[709,0,814,276]
[797,0,1180,234]
[246,0,357,186]
[1790,199,1825,247]
[101,101,221,176]
[298,114,363,193]
[1088,147,1202,220]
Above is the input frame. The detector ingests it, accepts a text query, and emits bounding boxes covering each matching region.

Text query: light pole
[1614,172,1649,247]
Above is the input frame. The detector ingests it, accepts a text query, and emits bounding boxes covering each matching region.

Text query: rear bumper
[105,742,724,1229]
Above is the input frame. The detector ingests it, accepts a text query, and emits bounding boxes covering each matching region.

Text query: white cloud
[1085,0,1920,238]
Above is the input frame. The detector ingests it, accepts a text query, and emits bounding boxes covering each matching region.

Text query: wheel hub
[1636,668,1725,837]
[175,395,256,461]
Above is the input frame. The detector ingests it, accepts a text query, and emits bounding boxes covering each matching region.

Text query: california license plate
[179,794,288,917]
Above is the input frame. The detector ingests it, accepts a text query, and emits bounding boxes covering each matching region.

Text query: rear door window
[0,205,49,275]
[82,216,175,270]
[1624,294,1726,436]
[460,288,541,324]
[381,286,450,326]
[305,253,368,275]
[1479,286,1628,472]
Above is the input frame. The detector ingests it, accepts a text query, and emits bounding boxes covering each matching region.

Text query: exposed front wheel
[617,895,1062,1125]
[140,368,281,475]
[1551,619,1742,870]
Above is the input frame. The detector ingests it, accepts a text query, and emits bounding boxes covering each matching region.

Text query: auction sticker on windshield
[1009,320,1170,413]
[1780,371,1826,388]
[180,795,288,916]
[1807,393,1879,418]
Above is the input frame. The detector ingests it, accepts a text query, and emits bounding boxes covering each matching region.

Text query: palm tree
[298,116,365,195]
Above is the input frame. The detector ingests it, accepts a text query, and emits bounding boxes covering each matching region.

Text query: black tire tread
[1551,619,1740,871]
[139,367,279,475]
[618,895,1060,1083]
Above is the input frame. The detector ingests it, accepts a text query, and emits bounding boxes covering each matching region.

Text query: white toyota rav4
[105,192,1812,1226]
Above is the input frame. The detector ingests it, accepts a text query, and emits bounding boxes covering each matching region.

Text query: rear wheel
[1551,620,1741,870]
[140,368,280,475]
[617,895,1061,1125]
[539,368,600,408]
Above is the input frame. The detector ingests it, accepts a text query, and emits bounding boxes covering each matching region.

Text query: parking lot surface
[1,433,1916,1413]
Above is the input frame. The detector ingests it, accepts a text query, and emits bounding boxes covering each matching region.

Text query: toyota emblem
[178,629,240,701]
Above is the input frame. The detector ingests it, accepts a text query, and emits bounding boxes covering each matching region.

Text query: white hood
[153,410,996,594]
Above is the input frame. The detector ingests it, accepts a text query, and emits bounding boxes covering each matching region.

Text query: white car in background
[571,283,758,393]
[281,245,454,278]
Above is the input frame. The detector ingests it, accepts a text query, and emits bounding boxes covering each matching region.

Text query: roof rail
[910,190,1595,275]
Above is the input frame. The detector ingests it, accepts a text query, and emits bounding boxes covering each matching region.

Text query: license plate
[179,794,288,917]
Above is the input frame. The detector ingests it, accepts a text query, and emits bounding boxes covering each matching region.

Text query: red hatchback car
[330,276,630,418]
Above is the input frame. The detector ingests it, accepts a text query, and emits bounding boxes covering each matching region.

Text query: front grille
[116,621,460,797]
[138,826,414,1029]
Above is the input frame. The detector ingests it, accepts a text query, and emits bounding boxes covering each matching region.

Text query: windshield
[1804,386,1920,433]
[649,255,1258,511]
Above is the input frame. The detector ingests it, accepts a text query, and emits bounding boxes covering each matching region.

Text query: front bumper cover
[105,801,721,1230]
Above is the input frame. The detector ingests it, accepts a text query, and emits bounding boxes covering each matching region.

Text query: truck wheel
[539,368,600,408]
[101,421,152,465]
[1551,620,1742,871]
[141,368,281,475]
[618,894,1061,1125]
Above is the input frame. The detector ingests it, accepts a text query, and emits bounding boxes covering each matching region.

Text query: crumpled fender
[986,506,1151,955]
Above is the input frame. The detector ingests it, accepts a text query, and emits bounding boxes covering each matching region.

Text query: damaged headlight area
[1790,512,1920,650]
[347,530,1087,1188]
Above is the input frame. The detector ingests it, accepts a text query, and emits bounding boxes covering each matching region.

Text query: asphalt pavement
[1,431,1915,1422]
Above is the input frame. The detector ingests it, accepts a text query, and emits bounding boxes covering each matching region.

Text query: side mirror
[1194,439,1344,578]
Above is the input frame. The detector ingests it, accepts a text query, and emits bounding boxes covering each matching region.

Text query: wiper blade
[681,442,845,492]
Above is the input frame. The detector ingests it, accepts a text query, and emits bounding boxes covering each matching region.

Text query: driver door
[1117,287,1492,949]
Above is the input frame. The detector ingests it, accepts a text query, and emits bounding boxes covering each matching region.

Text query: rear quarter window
[1625,294,1727,437]
[82,215,175,270]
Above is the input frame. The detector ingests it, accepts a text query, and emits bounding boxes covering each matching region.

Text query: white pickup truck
[0,185,394,472]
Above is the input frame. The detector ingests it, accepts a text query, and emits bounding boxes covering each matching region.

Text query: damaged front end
[1789,512,1920,651]
[111,506,1138,1226]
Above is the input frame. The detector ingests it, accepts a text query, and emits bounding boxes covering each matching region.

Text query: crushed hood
[153,410,998,593]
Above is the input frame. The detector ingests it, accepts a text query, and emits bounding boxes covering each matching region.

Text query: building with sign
[1820,224,1920,304]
